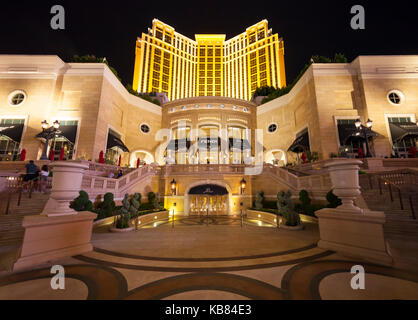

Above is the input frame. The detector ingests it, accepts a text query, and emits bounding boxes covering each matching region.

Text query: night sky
[1,0,417,87]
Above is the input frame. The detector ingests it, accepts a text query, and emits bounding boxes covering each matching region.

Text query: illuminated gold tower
[133,19,286,101]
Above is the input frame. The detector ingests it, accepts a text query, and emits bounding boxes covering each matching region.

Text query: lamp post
[354,118,373,158]
[170,178,176,196]
[240,178,246,227]
[40,120,60,160]
[240,178,246,194]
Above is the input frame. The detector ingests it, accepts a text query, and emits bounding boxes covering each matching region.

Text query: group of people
[22,160,49,193]
[108,170,123,179]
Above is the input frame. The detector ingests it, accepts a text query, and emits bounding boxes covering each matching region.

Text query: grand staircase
[0,192,49,246]
[360,177,418,270]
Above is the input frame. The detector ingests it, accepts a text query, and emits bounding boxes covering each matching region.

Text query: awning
[338,123,378,145]
[166,138,252,151]
[166,139,191,151]
[107,132,129,152]
[0,124,24,143]
[389,122,418,142]
[57,125,78,143]
[229,138,251,150]
[288,131,310,153]
[189,184,228,195]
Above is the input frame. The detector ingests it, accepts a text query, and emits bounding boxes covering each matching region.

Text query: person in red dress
[408,145,417,158]
[301,152,307,164]
[358,146,364,159]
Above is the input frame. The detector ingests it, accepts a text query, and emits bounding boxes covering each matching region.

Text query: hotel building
[132,19,286,100]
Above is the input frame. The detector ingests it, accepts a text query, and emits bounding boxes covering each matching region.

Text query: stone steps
[0,192,49,246]
[361,188,418,243]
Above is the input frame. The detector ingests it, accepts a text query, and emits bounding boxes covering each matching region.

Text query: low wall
[247,209,278,226]
[93,210,170,229]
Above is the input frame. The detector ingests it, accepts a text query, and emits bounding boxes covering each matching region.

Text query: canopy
[288,131,310,153]
[166,138,191,151]
[57,124,78,143]
[389,122,418,142]
[0,124,24,142]
[166,138,251,151]
[338,123,378,145]
[189,184,228,195]
[106,132,129,152]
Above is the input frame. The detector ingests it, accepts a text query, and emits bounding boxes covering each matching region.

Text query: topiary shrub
[326,190,342,208]
[153,192,161,210]
[96,192,116,219]
[70,190,93,211]
[148,191,156,204]
[255,191,264,210]
[277,190,301,226]
[117,193,132,228]
[130,193,141,217]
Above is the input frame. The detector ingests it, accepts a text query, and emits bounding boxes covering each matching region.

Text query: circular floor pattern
[0,264,127,300]
[92,220,320,260]
[281,260,418,300]
[123,273,285,300]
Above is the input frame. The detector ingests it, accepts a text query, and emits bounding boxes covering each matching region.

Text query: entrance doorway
[189,195,227,215]
[188,184,228,216]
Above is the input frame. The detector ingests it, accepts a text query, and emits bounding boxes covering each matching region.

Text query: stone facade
[0,55,417,215]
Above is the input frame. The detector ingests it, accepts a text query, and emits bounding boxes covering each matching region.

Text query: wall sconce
[170,178,177,195]
[240,177,246,194]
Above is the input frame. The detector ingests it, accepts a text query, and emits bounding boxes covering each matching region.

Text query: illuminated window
[8,90,26,106]
[268,123,277,133]
[387,90,404,105]
[140,123,150,134]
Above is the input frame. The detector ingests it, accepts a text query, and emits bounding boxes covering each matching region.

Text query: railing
[0,172,52,214]
[161,164,248,175]
[262,164,332,191]
[81,164,158,197]
[359,169,418,219]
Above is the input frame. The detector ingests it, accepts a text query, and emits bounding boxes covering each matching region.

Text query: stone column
[13,161,97,271]
[316,159,393,266]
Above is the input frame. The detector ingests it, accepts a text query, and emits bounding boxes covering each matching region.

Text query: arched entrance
[129,150,154,166]
[184,180,232,216]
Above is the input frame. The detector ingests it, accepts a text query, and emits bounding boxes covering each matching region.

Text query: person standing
[23,160,39,191]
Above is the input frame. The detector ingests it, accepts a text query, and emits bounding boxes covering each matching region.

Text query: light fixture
[41,120,48,129]
[366,118,373,128]
[354,119,361,128]
[240,177,246,194]
[53,120,60,129]
[170,178,177,195]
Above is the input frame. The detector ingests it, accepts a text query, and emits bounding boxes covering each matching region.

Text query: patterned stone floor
[1,216,418,300]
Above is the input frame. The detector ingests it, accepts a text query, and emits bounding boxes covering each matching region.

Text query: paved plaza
[1,216,417,300]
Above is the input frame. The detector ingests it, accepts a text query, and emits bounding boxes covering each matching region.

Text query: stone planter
[324,159,363,213]
[280,218,304,230]
[109,226,135,233]
[41,161,89,216]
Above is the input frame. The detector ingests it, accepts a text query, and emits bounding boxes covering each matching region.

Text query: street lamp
[39,120,60,160]
[240,178,246,194]
[170,178,177,195]
[354,118,373,158]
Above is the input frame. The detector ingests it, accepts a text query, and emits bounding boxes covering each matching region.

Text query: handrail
[360,170,417,220]
[81,164,158,196]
